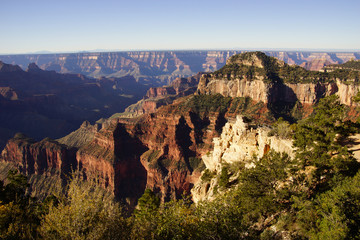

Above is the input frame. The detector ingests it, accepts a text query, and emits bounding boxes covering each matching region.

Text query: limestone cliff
[197,52,360,107]
[197,77,270,102]
[191,116,293,203]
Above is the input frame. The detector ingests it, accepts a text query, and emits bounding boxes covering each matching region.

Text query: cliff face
[129,109,222,201]
[197,52,360,107]
[191,116,293,203]
[74,121,148,204]
[336,81,360,106]
[1,134,77,176]
[198,75,360,106]
[197,77,270,102]
[1,121,148,205]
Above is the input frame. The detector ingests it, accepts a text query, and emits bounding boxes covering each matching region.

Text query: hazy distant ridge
[1,51,359,83]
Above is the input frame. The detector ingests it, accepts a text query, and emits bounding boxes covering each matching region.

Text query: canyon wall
[1,120,148,206]
[1,51,359,83]
[197,76,360,106]
[122,73,202,117]
[0,61,152,149]
[1,134,77,176]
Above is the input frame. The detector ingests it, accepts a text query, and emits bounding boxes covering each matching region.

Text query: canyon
[0,61,154,149]
[120,73,202,118]
[1,52,360,205]
[1,51,359,84]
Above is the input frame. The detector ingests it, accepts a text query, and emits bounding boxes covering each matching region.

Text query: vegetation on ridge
[328,59,360,71]
[176,94,271,124]
[213,51,360,84]
[2,95,360,239]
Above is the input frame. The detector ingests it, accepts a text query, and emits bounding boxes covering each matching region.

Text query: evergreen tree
[293,95,359,195]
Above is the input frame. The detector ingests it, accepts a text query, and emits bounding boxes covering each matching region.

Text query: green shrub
[218,166,230,188]
[268,117,293,139]
[188,157,206,172]
[201,169,216,182]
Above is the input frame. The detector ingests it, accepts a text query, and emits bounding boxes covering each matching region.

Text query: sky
[1,0,360,54]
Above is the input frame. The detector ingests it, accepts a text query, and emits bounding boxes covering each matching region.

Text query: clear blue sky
[1,0,359,54]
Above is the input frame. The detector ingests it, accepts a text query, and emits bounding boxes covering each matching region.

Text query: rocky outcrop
[0,61,23,72]
[1,133,77,176]
[144,75,200,99]
[57,121,100,148]
[74,121,148,204]
[197,77,270,102]
[0,87,18,100]
[145,86,177,98]
[201,116,293,172]
[192,116,293,203]
[197,52,360,106]
[198,76,360,106]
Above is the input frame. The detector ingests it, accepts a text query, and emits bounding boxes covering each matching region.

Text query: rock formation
[0,87,18,100]
[57,120,100,148]
[122,73,202,117]
[191,116,293,202]
[197,52,360,107]
[1,133,77,176]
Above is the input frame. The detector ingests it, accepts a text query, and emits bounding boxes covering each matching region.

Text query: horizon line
[1,48,360,56]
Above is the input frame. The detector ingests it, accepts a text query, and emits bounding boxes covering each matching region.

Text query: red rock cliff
[1,134,77,175]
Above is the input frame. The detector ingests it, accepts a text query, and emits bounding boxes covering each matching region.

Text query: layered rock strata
[197,52,360,106]
[1,134,77,176]
[1,51,359,81]
[198,75,360,106]
[122,73,201,117]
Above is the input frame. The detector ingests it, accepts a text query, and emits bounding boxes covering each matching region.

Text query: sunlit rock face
[192,116,293,203]
[197,51,360,108]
